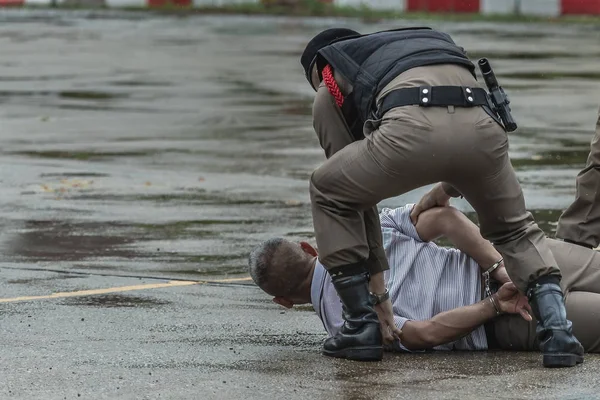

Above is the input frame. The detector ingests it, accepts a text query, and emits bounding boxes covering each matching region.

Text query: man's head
[248,238,317,308]
[300,27,359,91]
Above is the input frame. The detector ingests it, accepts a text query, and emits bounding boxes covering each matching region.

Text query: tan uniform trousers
[310,64,560,292]
[556,108,600,249]
[312,79,389,275]
[493,239,600,352]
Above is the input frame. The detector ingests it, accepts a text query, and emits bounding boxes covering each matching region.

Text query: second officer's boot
[528,277,584,368]
[322,263,383,361]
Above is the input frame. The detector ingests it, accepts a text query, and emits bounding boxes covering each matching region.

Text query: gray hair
[248,238,308,297]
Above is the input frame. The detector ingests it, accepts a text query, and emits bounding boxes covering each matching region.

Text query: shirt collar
[310,259,326,318]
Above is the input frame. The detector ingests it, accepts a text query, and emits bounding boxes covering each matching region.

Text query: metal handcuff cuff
[483,258,504,316]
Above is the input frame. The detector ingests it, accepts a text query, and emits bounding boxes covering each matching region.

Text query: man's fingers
[386,319,402,341]
[382,328,394,344]
[410,207,421,225]
[516,299,533,321]
[380,319,401,344]
[519,309,533,321]
[391,326,403,341]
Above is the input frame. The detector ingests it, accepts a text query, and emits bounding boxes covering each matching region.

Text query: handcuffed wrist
[485,258,503,274]
[483,258,503,312]
[488,294,502,316]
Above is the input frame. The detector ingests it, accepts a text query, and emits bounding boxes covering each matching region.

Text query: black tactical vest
[316,28,475,140]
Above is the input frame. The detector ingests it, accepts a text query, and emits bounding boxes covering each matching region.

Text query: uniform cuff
[366,247,390,275]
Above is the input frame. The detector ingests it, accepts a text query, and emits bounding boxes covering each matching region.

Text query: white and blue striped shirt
[310,204,488,351]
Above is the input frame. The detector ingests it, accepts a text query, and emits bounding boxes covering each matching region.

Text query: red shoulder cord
[322,64,344,108]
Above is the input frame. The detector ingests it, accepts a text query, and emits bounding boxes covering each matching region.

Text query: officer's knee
[481,219,537,246]
[309,168,324,199]
[310,165,336,206]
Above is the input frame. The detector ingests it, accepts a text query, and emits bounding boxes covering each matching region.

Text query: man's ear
[300,241,318,257]
[273,297,294,309]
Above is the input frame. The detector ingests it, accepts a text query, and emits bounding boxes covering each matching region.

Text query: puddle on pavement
[161,265,247,276]
[40,172,111,178]
[469,51,600,60]
[2,218,253,277]
[0,90,126,99]
[109,79,172,87]
[73,190,304,208]
[14,150,157,161]
[285,231,315,239]
[502,71,600,80]
[451,28,552,40]
[59,90,126,100]
[7,275,81,284]
[4,227,136,262]
[511,149,592,168]
[61,294,169,308]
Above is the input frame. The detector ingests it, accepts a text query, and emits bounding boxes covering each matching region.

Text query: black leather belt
[377,85,490,117]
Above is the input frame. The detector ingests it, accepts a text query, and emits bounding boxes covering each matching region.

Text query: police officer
[556,107,600,249]
[300,27,584,367]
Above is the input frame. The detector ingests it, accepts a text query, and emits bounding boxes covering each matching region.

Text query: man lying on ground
[248,203,600,354]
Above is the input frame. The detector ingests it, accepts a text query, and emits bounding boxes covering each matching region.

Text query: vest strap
[377,86,489,117]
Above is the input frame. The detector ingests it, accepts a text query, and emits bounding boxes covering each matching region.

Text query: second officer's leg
[556,108,600,249]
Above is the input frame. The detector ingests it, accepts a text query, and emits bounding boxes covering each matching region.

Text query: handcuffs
[483,258,504,316]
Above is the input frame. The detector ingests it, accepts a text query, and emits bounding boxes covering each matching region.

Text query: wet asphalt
[0,9,600,399]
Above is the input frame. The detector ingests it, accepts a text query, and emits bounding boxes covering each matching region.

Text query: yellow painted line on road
[0,281,198,303]
[0,276,254,304]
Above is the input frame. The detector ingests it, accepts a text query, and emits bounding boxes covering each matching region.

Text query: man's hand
[495,282,533,321]
[373,298,402,344]
[410,183,451,225]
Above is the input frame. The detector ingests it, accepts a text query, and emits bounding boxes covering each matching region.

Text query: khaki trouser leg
[312,83,388,274]
[556,108,600,248]
[442,119,560,293]
[310,106,451,268]
[493,239,600,352]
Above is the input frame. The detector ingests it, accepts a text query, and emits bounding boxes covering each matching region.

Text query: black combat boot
[527,277,584,368]
[322,263,383,361]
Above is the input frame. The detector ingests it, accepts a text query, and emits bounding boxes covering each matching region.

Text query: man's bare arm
[400,282,531,350]
[415,206,510,284]
[400,298,497,350]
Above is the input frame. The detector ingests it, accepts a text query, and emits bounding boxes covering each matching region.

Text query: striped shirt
[310,204,488,351]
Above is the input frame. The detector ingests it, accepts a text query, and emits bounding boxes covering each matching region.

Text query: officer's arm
[415,207,510,284]
[399,299,497,350]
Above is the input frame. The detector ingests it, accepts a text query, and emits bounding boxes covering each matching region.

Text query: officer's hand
[410,184,451,225]
[373,298,402,344]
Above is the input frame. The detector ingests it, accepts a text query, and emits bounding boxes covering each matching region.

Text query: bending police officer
[300,27,584,367]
